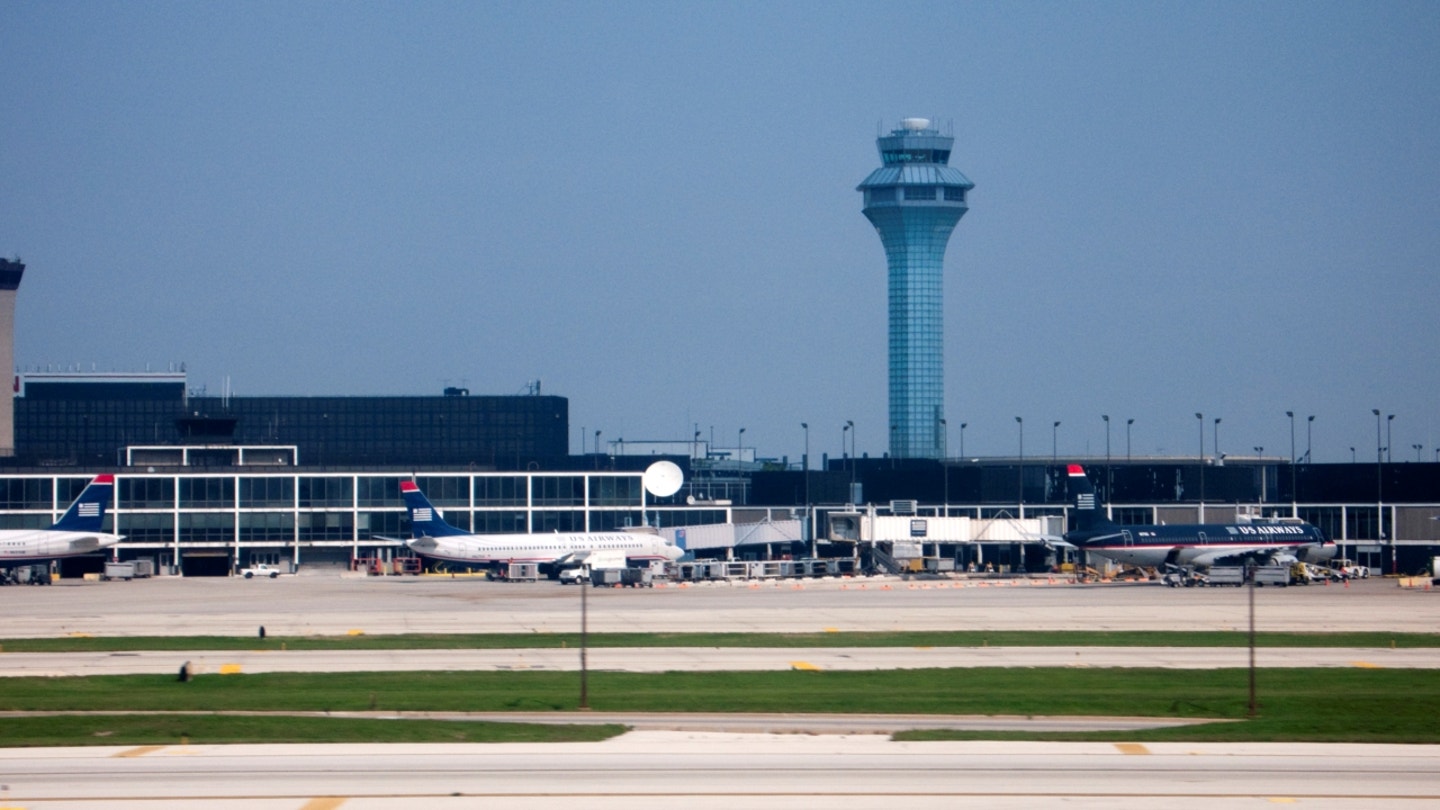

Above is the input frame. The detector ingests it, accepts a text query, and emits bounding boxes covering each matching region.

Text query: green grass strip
[0,714,624,747]
[3,630,1438,652]
[0,667,1436,745]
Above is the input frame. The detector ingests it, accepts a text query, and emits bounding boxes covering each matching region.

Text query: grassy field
[0,714,624,747]
[3,629,1438,652]
[1,667,1436,746]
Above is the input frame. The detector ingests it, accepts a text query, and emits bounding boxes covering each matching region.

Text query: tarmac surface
[4,644,1438,677]
[0,735,1436,809]
[1,572,1436,809]
[0,571,1432,637]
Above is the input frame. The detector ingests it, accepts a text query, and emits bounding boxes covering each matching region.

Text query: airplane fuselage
[0,529,122,565]
[1067,522,1335,569]
[410,531,681,567]
[1062,464,1334,570]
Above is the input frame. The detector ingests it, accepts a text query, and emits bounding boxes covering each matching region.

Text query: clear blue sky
[2,1,1437,465]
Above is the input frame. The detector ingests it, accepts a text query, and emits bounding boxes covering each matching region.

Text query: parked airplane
[1063,465,1334,569]
[0,474,122,571]
[398,481,684,574]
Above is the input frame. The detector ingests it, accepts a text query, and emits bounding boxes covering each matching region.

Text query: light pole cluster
[773,409,1415,567]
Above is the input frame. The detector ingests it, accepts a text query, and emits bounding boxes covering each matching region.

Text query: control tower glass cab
[857,118,973,460]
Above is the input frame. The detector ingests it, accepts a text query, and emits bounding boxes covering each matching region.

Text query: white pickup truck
[239,563,281,579]
[1329,559,1370,580]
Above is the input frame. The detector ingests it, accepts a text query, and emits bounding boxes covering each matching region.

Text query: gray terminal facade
[13,373,568,470]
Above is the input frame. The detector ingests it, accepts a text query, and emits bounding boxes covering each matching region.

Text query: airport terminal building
[2,372,1438,577]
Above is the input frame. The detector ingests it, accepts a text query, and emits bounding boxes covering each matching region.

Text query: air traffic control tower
[858,118,973,459]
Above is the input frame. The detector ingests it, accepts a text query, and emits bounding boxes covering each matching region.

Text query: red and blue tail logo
[400,481,470,538]
[51,474,114,533]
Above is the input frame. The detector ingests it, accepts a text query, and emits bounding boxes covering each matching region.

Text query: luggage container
[1254,565,1290,587]
[591,568,624,587]
[1206,566,1245,586]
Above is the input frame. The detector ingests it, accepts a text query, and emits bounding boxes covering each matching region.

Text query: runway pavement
[0,734,1436,809]
[2,573,1435,808]
[1,572,1432,637]
[3,645,1438,677]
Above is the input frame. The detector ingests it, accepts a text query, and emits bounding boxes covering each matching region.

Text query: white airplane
[0,474,122,568]
[399,480,684,574]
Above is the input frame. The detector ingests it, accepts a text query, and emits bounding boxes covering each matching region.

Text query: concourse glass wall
[0,469,707,571]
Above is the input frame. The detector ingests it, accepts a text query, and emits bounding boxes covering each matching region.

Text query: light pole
[579,560,589,709]
[1214,417,1222,462]
[1196,413,1205,521]
[1247,559,1257,718]
[1414,444,1423,463]
[1373,409,1385,574]
[1015,415,1025,571]
[1254,446,1264,503]
[1126,418,1134,462]
[1052,421,1060,464]
[1102,415,1110,505]
[844,420,854,492]
[1387,414,1395,463]
[1287,411,1296,514]
[737,428,745,504]
[1306,415,1314,464]
[1015,416,1024,518]
[595,430,602,470]
[959,422,967,460]
[939,418,949,516]
[801,423,810,539]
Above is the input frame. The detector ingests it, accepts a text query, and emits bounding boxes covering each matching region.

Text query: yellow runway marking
[1114,743,1150,755]
[113,745,165,758]
[1351,661,1383,669]
[790,661,821,671]
[301,799,348,810]
[219,663,243,674]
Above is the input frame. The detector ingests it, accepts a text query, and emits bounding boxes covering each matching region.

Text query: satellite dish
[643,460,684,498]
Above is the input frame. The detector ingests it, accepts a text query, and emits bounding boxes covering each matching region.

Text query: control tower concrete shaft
[857,119,973,459]
[0,258,22,457]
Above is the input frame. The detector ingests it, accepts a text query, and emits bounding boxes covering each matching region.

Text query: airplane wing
[1064,531,1125,548]
[1188,546,1301,568]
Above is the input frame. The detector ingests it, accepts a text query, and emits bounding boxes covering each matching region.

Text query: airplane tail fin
[399,481,471,538]
[50,474,115,533]
[1066,465,1116,534]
